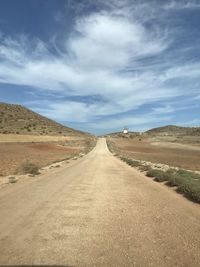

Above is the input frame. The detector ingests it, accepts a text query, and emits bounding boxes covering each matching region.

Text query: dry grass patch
[109,137,200,171]
[17,161,40,175]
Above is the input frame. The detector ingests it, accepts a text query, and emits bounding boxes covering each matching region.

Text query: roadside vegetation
[84,138,97,154]
[17,161,40,175]
[8,176,17,183]
[146,168,200,203]
[106,139,120,155]
[107,139,200,204]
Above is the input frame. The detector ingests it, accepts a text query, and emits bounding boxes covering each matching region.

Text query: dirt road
[0,138,200,267]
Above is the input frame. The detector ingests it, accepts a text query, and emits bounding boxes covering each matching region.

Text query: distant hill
[105,125,200,138]
[0,102,88,136]
[146,125,200,136]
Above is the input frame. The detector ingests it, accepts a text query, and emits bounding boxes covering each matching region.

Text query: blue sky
[0,0,200,134]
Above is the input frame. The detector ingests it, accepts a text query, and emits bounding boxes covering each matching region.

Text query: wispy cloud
[0,12,170,102]
[163,0,200,10]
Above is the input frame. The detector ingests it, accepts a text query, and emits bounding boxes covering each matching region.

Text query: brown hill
[146,125,200,136]
[0,102,88,136]
[105,125,200,138]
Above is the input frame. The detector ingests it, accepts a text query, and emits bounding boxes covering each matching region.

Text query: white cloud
[151,105,175,115]
[161,63,200,80]
[69,13,167,70]
[0,4,199,133]
[87,114,172,131]
[0,12,169,100]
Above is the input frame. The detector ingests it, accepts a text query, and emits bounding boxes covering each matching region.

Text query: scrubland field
[107,134,200,203]
[0,103,96,177]
[108,137,200,171]
[0,135,96,176]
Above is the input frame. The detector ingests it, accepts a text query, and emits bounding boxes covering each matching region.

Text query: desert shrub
[176,169,200,180]
[138,165,152,172]
[167,174,181,186]
[147,168,200,203]
[146,169,174,182]
[128,159,141,167]
[19,161,40,175]
[8,176,17,183]
[176,180,200,203]
[167,169,200,186]
[146,169,160,177]
[120,157,141,167]
[165,169,200,203]
[106,140,120,154]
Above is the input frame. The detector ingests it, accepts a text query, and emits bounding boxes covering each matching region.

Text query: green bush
[146,169,168,182]
[8,176,17,183]
[117,148,200,204]
[147,168,200,203]
[177,181,200,203]
[120,157,141,167]
[138,165,152,172]
[176,169,200,180]
[166,169,200,203]
[127,159,140,167]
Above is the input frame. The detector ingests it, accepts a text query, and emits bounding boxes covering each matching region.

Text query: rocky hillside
[146,125,200,136]
[105,125,200,138]
[0,102,87,136]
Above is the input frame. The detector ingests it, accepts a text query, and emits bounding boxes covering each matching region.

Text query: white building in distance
[123,128,129,134]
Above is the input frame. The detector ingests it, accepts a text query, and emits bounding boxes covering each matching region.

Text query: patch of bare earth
[0,141,86,176]
[110,137,200,171]
[0,133,86,142]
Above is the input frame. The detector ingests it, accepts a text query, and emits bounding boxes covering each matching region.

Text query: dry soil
[0,138,199,267]
[110,137,200,171]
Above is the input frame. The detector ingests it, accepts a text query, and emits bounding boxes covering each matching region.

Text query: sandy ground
[152,141,200,151]
[0,138,199,267]
[0,142,84,175]
[110,137,200,171]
